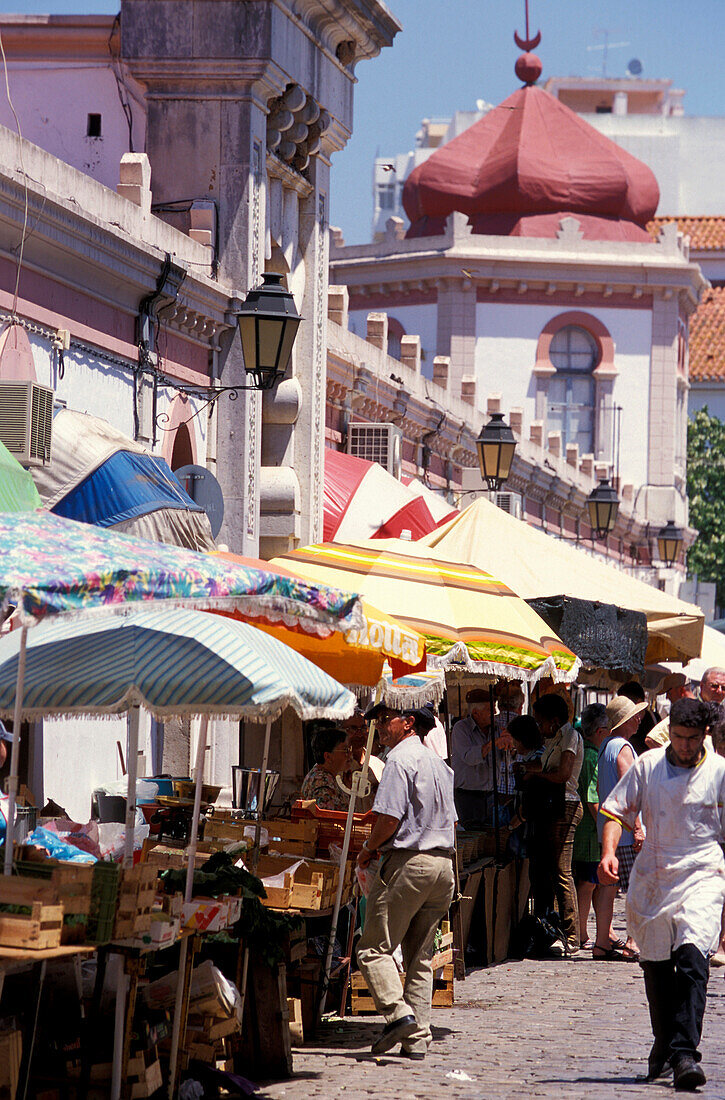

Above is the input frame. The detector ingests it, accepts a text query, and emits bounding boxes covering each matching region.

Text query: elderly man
[356,703,456,1059]
[646,670,724,751]
[451,688,508,827]
[600,698,725,1090]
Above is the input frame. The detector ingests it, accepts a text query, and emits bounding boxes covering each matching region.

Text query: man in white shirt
[356,702,456,1060]
[600,698,725,1091]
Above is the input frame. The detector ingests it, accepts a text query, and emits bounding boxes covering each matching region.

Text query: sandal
[620,945,640,962]
[609,937,626,950]
[592,945,629,960]
[580,938,594,949]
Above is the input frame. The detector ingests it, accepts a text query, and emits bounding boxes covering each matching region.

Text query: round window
[549,325,598,373]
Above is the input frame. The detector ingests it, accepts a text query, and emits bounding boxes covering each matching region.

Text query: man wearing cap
[450,688,507,828]
[356,702,456,1059]
[646,676,698,751]
[593,696,645,960]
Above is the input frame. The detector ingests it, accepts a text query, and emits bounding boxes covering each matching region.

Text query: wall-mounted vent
[347,422,402,479]
[494,491,522,519]
[0,380,54,465]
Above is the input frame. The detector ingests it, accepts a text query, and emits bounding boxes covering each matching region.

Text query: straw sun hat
[605,696,648,733]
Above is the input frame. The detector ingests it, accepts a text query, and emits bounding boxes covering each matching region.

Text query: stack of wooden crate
[113,864,159,940]
[14,861,94,944]
[257,853,352,911]
[0,877,64,950]
[349,921,454,1015]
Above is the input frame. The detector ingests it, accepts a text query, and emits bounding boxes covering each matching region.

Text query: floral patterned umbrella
[0,511,363,634]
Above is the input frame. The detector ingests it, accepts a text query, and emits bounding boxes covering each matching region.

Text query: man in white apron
[599,698,725,1091]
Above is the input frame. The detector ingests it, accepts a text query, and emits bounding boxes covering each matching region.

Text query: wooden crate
[291,801,373,856]
[141,838,212,870]
[287,997,304,1045]
[113,864,158,939]
[128,1048,163,1099]
[349,963,454,1015]
[0,1027,22,1099]
[257,854,342,910]
[0,878,64,949]
[15,861,93,944]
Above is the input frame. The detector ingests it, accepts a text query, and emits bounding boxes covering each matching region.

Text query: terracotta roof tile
[690,286,725,381]
[648,216,725,251]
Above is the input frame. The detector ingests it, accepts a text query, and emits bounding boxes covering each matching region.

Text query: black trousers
[454,788,493,828]
[641,944,710,1065]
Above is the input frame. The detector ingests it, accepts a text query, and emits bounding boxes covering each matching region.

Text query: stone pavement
[258,910,725,1100]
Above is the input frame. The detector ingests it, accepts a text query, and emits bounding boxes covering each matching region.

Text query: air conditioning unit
[494,491,522,519]
[347,422,402,479]
[0,380,54,466]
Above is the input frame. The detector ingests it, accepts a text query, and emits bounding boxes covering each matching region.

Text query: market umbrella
[275,537,580,1014]
[0,606,355,1099]
[422,496,704,664]
[214,550,426,687]
[0,439,41,512]
[275,538,580,682]
[0,510,363,876]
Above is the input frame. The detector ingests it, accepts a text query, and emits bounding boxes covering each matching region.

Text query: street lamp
[237,272,302,390]
[476,413,518,491]
[586,478,619,540]
[657,519,684,567]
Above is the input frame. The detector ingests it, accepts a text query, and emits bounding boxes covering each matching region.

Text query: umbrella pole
[185,715,209,903]
[489,683,501,862]
[123,707,140,868]
[238,719,273,1026]
[317,716,375,1021]
[168,715,210,1098]
[3,624,27,876]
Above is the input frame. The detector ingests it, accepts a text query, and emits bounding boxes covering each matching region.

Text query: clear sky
[2,0,723,243]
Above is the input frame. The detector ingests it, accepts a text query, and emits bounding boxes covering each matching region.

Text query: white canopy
[422,496,704,664]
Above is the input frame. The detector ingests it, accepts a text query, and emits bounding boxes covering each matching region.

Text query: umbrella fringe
[428,648,582,685]
[3,592,364,637]
[0,696,356,725]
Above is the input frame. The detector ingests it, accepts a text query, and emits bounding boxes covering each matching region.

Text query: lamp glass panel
[256,317,286,368]
[239,315,257,375]
[496,440,517,481]
[658,535,680,564]
[276,316,301,375]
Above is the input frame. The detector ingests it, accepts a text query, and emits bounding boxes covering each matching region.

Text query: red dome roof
[402,85,660,242]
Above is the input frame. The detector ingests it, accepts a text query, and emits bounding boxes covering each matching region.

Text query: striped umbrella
[0,607,355,722]
[275,538,581,683]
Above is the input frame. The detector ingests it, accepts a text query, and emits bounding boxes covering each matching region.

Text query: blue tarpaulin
[52,450,204,528]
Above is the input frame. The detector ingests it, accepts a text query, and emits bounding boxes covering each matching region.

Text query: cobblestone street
[259,911,725,1100]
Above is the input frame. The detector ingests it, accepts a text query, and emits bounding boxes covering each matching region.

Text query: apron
[606,748,725,961]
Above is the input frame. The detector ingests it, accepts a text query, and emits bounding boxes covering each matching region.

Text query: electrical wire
[0,27,29,318]
[108,14,134,153]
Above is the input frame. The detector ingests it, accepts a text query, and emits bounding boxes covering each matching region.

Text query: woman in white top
[525,693,584,954]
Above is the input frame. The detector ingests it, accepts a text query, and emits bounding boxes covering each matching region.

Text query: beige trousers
[356,849,455,1053]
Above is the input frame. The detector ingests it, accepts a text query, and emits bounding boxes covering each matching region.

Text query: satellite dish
[174,464,225,538]
[627,58,643,76]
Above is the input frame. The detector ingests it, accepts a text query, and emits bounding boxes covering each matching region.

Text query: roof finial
[514,0,543,85]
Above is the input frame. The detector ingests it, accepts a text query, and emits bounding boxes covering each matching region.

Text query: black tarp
[528,595,648,675]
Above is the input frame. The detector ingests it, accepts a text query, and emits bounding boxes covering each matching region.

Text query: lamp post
[657,519,684,567]
[476,413,518,491]
[586,478,619,540]
[236,272,302,390]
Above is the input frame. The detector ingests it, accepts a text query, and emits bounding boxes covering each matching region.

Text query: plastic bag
[96,822,150,862]
[25,826,97,863]
[355,855,380,897]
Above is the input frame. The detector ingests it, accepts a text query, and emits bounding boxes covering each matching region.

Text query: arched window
[170,422,193,471]
[547,325,598,452]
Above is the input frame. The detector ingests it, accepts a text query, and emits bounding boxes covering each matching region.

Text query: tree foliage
[687,408,725,605]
